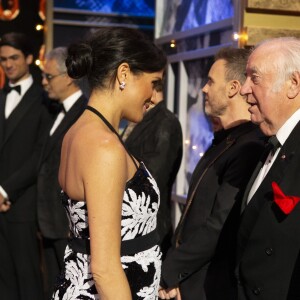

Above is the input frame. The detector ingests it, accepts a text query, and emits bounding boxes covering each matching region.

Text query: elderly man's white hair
[252,37,300,92]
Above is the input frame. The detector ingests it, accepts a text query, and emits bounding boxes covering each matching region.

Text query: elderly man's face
[42,58,68,102]
[241,48,288,136]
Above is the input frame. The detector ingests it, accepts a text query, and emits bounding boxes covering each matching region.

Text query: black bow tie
[3,85,21,95]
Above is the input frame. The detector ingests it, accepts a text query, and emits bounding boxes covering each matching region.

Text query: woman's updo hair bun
[65,27,167,90]
[66,42,93,79]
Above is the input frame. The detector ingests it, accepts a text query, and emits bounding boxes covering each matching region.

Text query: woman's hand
[158,286,181,299]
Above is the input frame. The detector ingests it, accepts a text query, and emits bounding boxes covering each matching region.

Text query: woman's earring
[119,82,126,90]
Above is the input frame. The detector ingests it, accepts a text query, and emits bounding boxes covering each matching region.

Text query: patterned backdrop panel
[54,0,155,17]
[161,0,233,36]
[184,58,214,189]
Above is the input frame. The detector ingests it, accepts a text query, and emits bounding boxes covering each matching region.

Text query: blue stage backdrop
[161,0,233,36]
[54,0,155,17]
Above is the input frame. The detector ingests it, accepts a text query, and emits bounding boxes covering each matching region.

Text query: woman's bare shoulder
[72,122,127,166]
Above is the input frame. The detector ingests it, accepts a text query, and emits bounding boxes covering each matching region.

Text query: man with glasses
[0,32,52,300]
[38,47,87,298]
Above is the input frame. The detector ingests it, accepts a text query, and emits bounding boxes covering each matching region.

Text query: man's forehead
[44,58,59,70]
[0,45,23,57]
[210,59,226,73]
[246,52,264,72]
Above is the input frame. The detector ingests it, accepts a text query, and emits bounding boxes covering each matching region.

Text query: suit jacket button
[178,272,188,280]
[265,247,273,256]
[252,287,261,295]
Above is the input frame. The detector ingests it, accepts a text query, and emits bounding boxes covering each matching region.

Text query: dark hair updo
[66,27,167,90]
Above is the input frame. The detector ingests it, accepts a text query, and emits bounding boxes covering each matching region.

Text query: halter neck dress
[52,106,161,300]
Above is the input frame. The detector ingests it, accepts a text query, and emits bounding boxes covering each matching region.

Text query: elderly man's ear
[287,71,300,99]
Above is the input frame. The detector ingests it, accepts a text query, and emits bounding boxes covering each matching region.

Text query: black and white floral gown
[52,162,161,300]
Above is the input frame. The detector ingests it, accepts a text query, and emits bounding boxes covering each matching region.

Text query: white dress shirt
[247,108,300,203]
[49,90,82,136]
[5,75,33,118]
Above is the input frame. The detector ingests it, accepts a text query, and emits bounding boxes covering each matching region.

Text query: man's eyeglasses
[42,72,66,81]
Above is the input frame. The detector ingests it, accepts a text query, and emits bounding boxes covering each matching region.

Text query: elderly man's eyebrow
[245,66,261,76]
[251,66,262,74]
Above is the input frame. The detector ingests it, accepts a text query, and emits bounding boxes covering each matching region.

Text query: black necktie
[268,135,281,155]
[57,102,66,114]
[3,85,21,95]
[240,135,281,212]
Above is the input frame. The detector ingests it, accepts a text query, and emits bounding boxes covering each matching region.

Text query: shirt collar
[61,90,82,112]
[276,108,300,146]
[9,75,33,97]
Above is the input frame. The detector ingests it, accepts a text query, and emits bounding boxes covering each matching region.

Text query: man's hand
[0,193,5,205]
[158,286,181,300]
[0,200,11,212]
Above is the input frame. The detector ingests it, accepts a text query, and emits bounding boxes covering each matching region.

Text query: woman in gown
[51,27,166,300]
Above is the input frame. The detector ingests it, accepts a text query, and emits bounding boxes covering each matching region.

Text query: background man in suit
[0,32,52,300]
[38,47,87,298]
[159,47,264,300]
[122,79,183,258]
[236,37,300,300]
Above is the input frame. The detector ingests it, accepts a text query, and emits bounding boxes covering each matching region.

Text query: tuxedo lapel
[39,96,86,164]
[0,92,5,146]
[237,121,300,263]
[174,136,236,242]
[1,85,40,149]
[175,122,258,243]
[240,142,270,212]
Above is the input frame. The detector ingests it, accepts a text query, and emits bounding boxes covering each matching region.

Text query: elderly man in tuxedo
[38,47,87,298]
[236,37,300,300]
[0,32,52,300]
[159,47,265,300]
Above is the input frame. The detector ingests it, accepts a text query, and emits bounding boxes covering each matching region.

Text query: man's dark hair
[153,80,163,92]
[214,47,250,84]
[153,73,166,93]
[0,32,34,57]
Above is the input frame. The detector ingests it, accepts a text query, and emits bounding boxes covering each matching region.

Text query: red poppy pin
[272,182,300,214]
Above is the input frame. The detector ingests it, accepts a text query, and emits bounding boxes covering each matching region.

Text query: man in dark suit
[159,47,265,300]
[236,37,300,300]
[0,32,52,300]
[122,80,183,258]
[38,47,87,298]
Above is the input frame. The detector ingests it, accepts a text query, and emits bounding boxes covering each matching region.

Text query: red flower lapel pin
[272,182,300,214]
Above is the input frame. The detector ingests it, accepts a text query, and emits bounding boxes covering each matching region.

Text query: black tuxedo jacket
[125,101,183,243]
[161,122,264,300]
[37,95,87,239]
[237,121,300,300]
[0,83,52,222]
